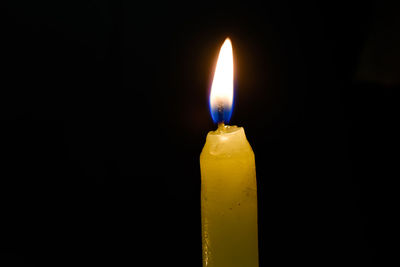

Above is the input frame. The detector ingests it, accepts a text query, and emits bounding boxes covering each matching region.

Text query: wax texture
[200,125,258,267]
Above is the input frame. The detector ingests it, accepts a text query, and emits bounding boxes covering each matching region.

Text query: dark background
[2,1,399,266]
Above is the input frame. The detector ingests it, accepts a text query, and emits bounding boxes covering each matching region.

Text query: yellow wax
[200,124,258,267]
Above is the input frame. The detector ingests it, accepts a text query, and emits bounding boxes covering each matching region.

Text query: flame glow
[209,38,234,124]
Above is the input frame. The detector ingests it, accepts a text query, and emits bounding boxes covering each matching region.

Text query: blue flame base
[210,104,232,124]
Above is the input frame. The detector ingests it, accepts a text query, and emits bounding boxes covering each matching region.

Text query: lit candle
[200,38,259,267]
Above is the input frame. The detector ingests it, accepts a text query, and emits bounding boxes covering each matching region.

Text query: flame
[209,38,234,124]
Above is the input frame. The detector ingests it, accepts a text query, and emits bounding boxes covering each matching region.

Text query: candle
[200,38,259,267]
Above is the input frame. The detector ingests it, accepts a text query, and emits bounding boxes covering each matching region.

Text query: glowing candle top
[209,38,234,124]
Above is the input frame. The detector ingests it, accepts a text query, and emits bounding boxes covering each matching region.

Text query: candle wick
[217,122,225,131]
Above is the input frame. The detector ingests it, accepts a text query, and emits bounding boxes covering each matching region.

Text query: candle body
[200,125,258,267]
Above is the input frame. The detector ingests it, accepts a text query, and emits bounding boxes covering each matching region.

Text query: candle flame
[209,38,234,124]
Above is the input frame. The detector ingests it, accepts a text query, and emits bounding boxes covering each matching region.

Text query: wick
[217,122,226,132]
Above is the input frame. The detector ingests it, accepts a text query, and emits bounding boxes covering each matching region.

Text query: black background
[2,1,399,266]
